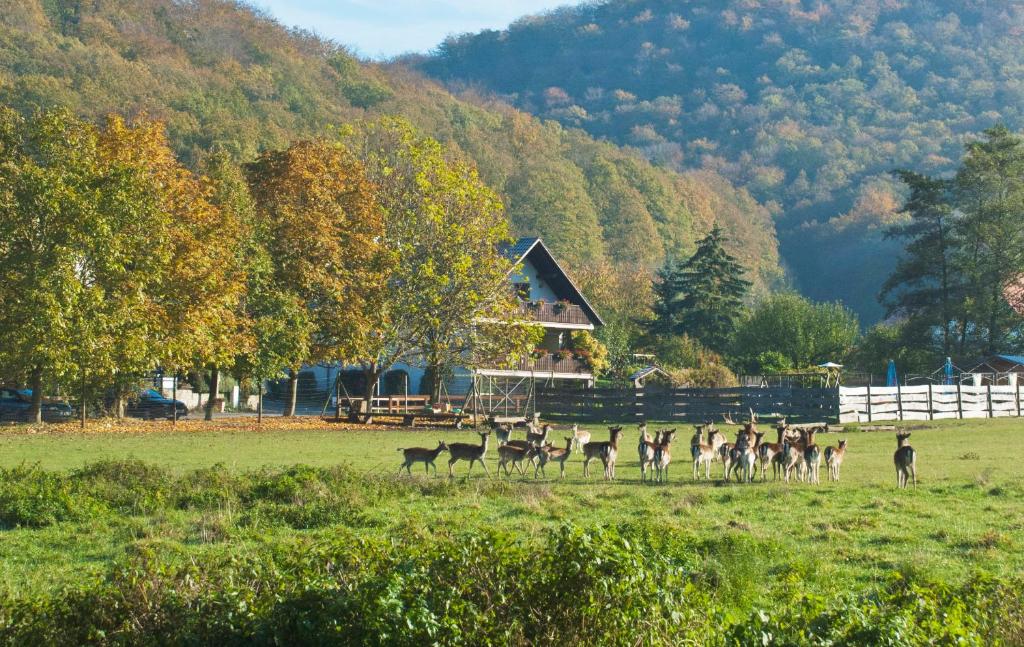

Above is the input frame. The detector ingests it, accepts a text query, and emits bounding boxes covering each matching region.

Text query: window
[514,282,530,300]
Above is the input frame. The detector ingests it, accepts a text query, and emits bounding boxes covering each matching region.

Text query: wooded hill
[0,0,783,313]
[417,0,1024,321]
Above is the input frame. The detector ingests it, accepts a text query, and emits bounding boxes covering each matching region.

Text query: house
[310,237,603,406]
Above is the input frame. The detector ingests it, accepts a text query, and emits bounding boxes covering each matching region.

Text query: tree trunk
[29,366,43,424]
[284,368,298,417]
[257,378,263,425]
[205,367,220,421]
[115,392,126,420]
[361,368,379,425]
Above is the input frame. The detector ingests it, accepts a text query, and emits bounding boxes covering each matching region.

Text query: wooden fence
[537,386,839,423]
[839,384,1024,423]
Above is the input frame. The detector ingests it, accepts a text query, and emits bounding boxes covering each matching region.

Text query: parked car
[125,389,189,420]
[0,388,74,423]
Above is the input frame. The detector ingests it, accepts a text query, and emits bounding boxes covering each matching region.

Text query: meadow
[1,417,1022,644]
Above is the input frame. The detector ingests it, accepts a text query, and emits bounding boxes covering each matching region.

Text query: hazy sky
[254,1,569,59]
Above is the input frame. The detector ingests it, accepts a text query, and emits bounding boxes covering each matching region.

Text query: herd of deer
[396,414,919,489]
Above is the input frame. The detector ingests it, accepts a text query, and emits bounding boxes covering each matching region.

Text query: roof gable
[501,237,604,326]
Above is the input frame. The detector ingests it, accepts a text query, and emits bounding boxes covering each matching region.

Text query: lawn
[0,417,1022,643]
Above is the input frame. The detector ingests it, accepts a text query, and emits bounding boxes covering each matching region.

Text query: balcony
[519,301,592,326]
[482,353,591,375]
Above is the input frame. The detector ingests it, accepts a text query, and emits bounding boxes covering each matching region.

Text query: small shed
[966,355,1024,386]
[629,366,670,388]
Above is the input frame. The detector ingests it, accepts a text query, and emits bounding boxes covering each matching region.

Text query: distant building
[965,355,1024,386]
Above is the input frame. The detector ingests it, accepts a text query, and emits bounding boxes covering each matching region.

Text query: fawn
[583,426,624,480]
[691,428,719,480]
[570,424,591,450]
[535,436,574,479]
[894,432,917,489]
[825,439,847,482]
[397,440,449,476]
[653,429,677,483]
[447,430,491,478]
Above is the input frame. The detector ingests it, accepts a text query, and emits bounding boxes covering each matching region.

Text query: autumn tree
[344,117,539,411]
[245,139,385,416]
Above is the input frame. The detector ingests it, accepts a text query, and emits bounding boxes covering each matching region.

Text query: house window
[514,282,530,300]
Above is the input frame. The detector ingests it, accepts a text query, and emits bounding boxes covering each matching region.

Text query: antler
[722,413,737,425]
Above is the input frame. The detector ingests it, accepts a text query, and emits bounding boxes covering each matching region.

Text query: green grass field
[1,416,1022,602]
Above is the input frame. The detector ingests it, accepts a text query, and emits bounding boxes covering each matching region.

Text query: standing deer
[535,436,574,479]
[493,422,513,445]
[803,428,822,485]
[825,439,847,482]
[527,424,551,446]
[653,429,677,483]
[497,442,534,477]
[691,428,719,480]
[570,424,590,450]
[782,429,808,484]
[638,428,661,482]
[447,430,491,478]
[759,424,787,481]
[583,426,624,480]
[894,432,917,489]
[397,441,449,476]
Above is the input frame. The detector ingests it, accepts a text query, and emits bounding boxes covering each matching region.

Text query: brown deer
[759,424,787,481]
[653,429,677,483]
[493,422,513,445]
[535,436,574,479]
[782,429,808,484]
[447,430,491,478]
[691,428,719,480]
[583,426,624,480]
[728,428,758,483]
[894,432,917,489]
[638,428,661,482]
[497,442,534,477]
[397,440,449,476]
[825,439,847,482]
[526,423,551,446]
[803,427,822,485]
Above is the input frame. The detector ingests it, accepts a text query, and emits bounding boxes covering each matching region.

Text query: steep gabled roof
[500,237,604,326]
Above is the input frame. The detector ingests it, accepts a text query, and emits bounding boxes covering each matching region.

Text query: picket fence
[838,384,1024,423]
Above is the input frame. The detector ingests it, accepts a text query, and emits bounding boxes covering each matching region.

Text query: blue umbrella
[943,357,954,385]
[886,360,898,387]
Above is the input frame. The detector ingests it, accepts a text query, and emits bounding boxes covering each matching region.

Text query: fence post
[956,382,963,419]
[896,382,904,421]
[927,383,933,421]
[987,383,993,418]
[866,384,873,423]
[1017,383,1021,418]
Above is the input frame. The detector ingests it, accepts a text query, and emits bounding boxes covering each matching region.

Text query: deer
[894,432,917,489]
[653,429,677,483]
[582,426,624,480]
[447,430,491,478]
[570,424,590,451]
[497,442,534,477]
[728,428,758,483]
[638,427,661,482]
[758,424,787,481]
[492,422,513,445]
[825,439,847,482]
[397,440,449,476]
[535,436,573,479]
[526,423,551,447]
[691,428,720,480]
[782,429,808,484]
[803,427,822,485]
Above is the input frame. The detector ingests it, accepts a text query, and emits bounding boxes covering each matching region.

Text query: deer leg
[448,459,456,478]
[910,464,917,488]
[479,459,489,477]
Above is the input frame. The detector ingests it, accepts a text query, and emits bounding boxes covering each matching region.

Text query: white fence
[839,384,1023,423]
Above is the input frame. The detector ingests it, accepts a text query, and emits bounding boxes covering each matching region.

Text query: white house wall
[510,258,559,303]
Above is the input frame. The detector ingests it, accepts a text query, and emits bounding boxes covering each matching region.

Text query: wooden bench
[400,411,468,428]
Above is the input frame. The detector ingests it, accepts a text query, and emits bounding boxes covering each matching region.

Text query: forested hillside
[417,0,1024,321]
[0,0,783,312]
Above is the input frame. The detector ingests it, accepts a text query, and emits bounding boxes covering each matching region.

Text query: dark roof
[967,355,1024,372]
[502,237,604,326]
[997,355,1024,366]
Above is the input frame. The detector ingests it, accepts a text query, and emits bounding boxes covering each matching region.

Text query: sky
[254,1,570,59]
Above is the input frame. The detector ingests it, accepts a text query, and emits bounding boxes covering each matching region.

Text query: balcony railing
[519,301,591,326]
[507,353,591,374]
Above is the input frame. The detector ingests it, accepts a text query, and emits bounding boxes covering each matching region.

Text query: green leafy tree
[650,225,750,352]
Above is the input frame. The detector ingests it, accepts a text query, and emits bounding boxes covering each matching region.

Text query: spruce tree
[650,225,750,351]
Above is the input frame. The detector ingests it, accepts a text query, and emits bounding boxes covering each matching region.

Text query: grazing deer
[497,442,534,477]
[397,440,449,476]
[759,424,787,481]
[894,432,917,489]
[638,428,661,482]
[570,424,590,451]
[803,428,822,485]
[583,426,624,480]
[447,430,491,478]
[653,429,677,483]
[535,436,574,479]
[691,428,719,480]
[825,439,847,482]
